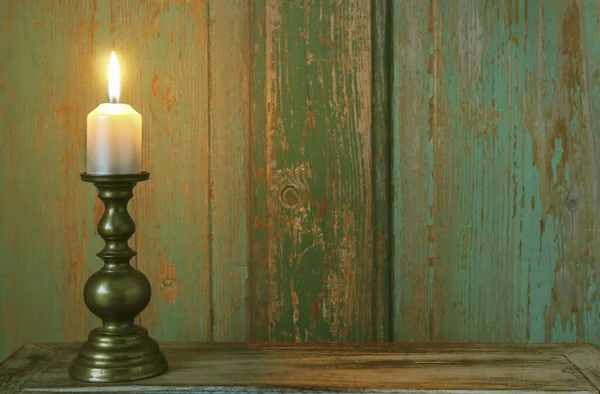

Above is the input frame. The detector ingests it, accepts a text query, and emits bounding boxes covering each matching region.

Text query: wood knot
[161,279,174,287]
[565,197,579,211]
[564,187,582,212]
[281,185,301,208]
[274,165,310,208]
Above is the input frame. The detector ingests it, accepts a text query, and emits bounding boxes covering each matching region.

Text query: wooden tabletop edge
[565,347,600,390]
[23,341,600,353]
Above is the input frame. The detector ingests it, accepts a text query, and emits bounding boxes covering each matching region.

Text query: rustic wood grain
[125,1,212,342]
[0,0,99,361]
[209,0,250,341]
[392,0,600,343]
[0,0,216,356]
[248,0,269,342]
[3,343,600,393]
[249,0,384,342]
[371,0,392,342]
[565,346,600,390]
[392,0,436,342]
[2,0,600,360]
[0,344,60,394]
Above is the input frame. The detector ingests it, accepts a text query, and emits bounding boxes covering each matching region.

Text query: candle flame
[108,51,120,104]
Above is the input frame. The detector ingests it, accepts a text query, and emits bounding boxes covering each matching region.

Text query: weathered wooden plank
[96,341,600,353]
[209,0,250,341]
[17,389,600,394]
[392,0,600,343]
[248,0,269,342]
[581,0,600,349]
[451,0,599,343]
[391,0,435,342]
[0,0,99,361]
[129,1,212,340]
[431,0,532,342]
[0,344,58,394]
[26,389,595,394]
[565,346,600,390]
[250,0,380,342]
[371,0,392,342]
[0,344,60,394]
[2,343,597,393]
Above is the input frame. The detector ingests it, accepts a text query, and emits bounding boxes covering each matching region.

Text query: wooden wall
[393,0,600,344]
[0,0,598,360]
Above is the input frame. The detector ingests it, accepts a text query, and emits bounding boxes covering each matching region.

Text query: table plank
[566,347,600,390]
[0,344,60,394]
[0,343,598,393]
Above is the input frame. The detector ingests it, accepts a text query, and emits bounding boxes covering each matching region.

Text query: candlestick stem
[69,172,167,383]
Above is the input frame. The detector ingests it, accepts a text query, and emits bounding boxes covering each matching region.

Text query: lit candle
[86,52,142,174]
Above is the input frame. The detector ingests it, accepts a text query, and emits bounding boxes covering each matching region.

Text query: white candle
[86,52,142,174]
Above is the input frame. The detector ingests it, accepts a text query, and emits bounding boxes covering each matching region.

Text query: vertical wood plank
[209,0,250,341]
[581,0,600,344]
[428,0,533,342]
[130,1,212,341]
[432,0,600,343]
[371,0,392,342]
[249,0,269,341]
[535,0,600,343]
[250,0,381,341]
[392,0,600,343]
[392,0,435,342]
[0,0,98,360]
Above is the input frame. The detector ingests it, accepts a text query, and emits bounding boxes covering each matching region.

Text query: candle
[86,52,142,174]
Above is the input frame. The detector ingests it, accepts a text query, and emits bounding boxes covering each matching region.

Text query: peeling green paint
[393,0,600,344]
[1,0,600,361]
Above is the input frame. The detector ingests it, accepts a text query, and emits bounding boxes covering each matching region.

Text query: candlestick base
[69,325,168,383]
[70,172,167,383]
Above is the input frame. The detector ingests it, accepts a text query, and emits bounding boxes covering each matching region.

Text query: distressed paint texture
[130,1,212,342]
[249,0,388,342]
[393,0,600,343]
[0,0,388,358]
[209,0,250,341]
[0,0,599,362]
[0,0,99,362]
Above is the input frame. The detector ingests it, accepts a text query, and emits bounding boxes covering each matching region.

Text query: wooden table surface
[1,343,600,393]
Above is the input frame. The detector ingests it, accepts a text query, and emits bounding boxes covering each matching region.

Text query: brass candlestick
[69,172,168,383]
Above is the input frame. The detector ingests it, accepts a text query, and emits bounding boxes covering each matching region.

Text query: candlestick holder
[69,172,168,383]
